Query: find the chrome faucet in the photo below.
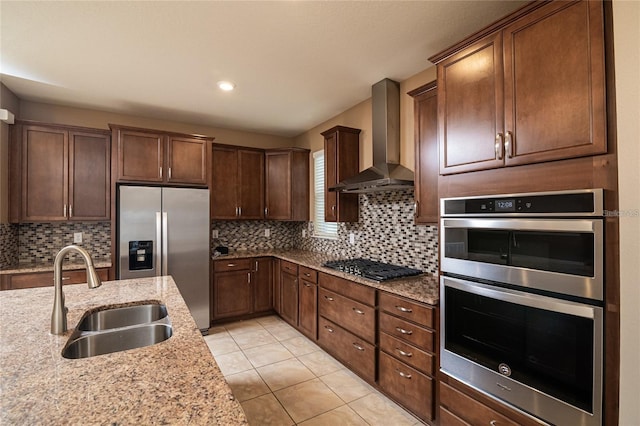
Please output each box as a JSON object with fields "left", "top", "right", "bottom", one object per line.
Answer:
{"left": 51, "top": 245, "right": 102, "bottom": 334}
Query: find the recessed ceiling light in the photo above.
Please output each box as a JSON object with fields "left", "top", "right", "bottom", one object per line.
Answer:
{"left": 217, "top": 81, "right": 235, "bottom": 91}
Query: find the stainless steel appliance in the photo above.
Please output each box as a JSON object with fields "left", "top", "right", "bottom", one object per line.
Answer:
{"left": 117, "top": 185, "right": 210, "bottom": 331}
{"left": 440, "top": 189, "right": 604, "bottom": 426}
{"left": 323, "top": 258, "right": 422, "bottom": 282}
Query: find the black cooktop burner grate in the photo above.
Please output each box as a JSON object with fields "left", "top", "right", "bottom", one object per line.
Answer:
{"left": 322, "top": 258, "right": 423, "bottom": 282}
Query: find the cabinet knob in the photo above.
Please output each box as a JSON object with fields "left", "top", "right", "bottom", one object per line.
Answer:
{"left": 490, "top": 421, "right": 498, "bottom": 426}
{"left": 352, "top": 343, "right": 365, "bottom": 352}
{"left": 495, "top": 133, "right": 504, "bottom": 160}
{"left": 395, "top": 306, "right": 413, "bottom": 313}
{"left": 395, "top": 327, "right": 413, "bottom": 335}
{"left": 324, "top": 295, "right": 334, "bottom": 301}
{"left": 324, "top": 325, "right": 334, "bottom": 333}
{"left": 304, "top": 282, "right": 312, "bottom": 288}
{"left": 352, "top": 307, "right": 365, "bottom": 315}
{"left": 264, "top": 207, "right": 269, "bottom": 216}
{"left": 397, "top": 370, "right": 412, "bottom": 379}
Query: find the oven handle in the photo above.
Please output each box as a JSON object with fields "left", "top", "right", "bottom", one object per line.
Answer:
{"left": 441, "top": 218, "right": 600, "bottom": 233}
{"left": 442, "top": 276, "right": 602, "bottom": 320}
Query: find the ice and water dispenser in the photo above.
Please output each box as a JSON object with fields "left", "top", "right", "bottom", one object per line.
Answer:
{"left": 128, "top": 240, "right": 153, "bottom": 271}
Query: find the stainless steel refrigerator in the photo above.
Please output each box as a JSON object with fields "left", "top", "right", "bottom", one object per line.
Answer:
{"left": 117, "top": 185, "right": 210, "bottom": 331}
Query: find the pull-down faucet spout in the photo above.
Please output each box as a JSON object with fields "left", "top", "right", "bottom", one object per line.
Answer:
{"left": 51, "top": 245, "right": 102, "bottom": 334}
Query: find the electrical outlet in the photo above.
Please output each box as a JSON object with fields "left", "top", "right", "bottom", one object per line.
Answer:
{"left": 212, "top": 229, "right": 219, "bottom": 239}
{"left": 73, "top": 232, "right": 83, "bottom": 244}
{"left": 349, "top": 232, "right": 355, "bottom": 245}
{"left": 302, "top": 229, "right": 307, "bottom": 238}
{"left": 264, "top": 229, "right": 271, "bottom": 237}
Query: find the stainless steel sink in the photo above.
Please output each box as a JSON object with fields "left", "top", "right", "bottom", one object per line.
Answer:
{"left": 62, "top": 301, "right": 172, "bottom": 359}
{"left": 62, "top": 323, "right": 172, "bottom": 359}
{"left": 77, "top": 303, "right": 168, "bottom": 331}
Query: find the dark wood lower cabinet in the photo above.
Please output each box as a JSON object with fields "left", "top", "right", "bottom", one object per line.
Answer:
{"left": 379, "top": 351, "right": 434, "bottom": 423}
{"left": 318, "top": 317, "right": 376, "bottom": 382}
{"left": 298, "top": 279, "right": 317, "bottom": 340}
{"left": 253, "top": 258, "right": 273, "bottom": 313}
{"left": 212, "top": 270, "right": 252, "bottom": 319}
{"left": 280, "top": 271, "right": 298, "bottom": 327}
{"left": 0, "top": 268, "right": 110, "bottom": 291}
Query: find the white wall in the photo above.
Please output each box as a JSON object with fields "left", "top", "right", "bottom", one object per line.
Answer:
{"left": 613, "top": 0, "right": 640, "bottom": 423}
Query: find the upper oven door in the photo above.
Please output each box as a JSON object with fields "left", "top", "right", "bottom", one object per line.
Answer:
{"left": 441, "top": 218, "right": 603, "bottom": 300}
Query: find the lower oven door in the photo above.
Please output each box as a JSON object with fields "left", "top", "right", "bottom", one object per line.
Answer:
{"left": 441, "top": 275, "right": 603, "bottom": 426}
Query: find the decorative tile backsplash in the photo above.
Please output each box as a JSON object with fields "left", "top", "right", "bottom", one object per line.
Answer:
{"left": 296, "top": 190, "right": 439, "bottom": 274}
{"left": 17, "top": 222, "right": 111, "bottom": 263}
{"left": 0, "top": 223, "right": 19, "bottom": 268}
{"left": 211, "top": 220, "right": 299, "bottom": 252}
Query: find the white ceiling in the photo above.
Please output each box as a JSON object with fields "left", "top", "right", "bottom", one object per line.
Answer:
{"left": 1, "top": 1, "right": 525, "bottom": 138}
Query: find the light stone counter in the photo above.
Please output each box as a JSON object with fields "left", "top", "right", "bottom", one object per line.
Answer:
{"left": 213, "top": 249, "right": 439, "bottom": 305}
{"left": 0, "top": 276, "right": 247, "bottom": 425}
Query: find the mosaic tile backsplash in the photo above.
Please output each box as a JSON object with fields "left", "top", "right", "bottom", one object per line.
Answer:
{"left": 0, "top": 223, "right": 19, "bottom": 268}
{"left": 17, "top": 222, "right": 111, "bottom": 264}
{"left": 211, "top": 220, "right": 299, "bottom": 252}
{"left": 296, "top": 190, "right": 439, "bottom": 274}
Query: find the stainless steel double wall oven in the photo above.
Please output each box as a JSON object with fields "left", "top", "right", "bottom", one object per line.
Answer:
{"left": 440, "top": 189, "right": 605, "bottom": 426}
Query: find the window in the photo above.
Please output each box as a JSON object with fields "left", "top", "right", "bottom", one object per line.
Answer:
{"left": 313, "top": 150, "right": 338, "bottom": 238}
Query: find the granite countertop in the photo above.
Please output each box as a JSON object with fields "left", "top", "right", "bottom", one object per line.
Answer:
{"left": 0, "top": 276, "right": 247, "bottom": 425}
{"left": 213, "top": 249, "right": 440, "bottom": 305}
{"left": 0, "top": 259, "right": 113, "bottom": 275}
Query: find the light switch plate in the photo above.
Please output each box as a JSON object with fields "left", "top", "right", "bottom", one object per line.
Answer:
{"left": 73, "top": 232, "right": 83, "bottom": 244}
{"left": 302, "top": 229, "right": 307, "bottom": 238}
{"left": 349, "top": 232, "right": 355, "bottom": 245}
{"left": 264, "top": 229, "right": 271, "bottom": 237}
{"left": 212, "top": 229, "right": 219, "bottom": 239}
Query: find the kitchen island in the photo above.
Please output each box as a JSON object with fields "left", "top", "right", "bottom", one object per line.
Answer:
{"left": 0, "top": 276, "right": 247, "bottom": 425}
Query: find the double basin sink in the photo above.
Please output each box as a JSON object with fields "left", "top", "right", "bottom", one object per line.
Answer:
{"left": 62, "top": 301, "right": 173, "bottom": 359}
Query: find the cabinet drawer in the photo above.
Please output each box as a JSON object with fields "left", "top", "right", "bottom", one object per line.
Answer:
{"left": 318, "top": 317, "right": 375, "bottom": 382}
{"left": 298, "top": 266, "right": 317, "bottom": 283}
{"left": 379, "top": 351, "right": 434, "bottom": 422}
{"left": 281, "top": 260, "right": 298, "bottom": 275}
{"left": 318, "top": 272, "right": 375, "bottom": 306}
{"left": 5, "top": 268, "right": 109, "bottom": 290}
{"left": 214, "top": 258, "right": 252, "bottom": 272}
{"left": 380, "top": 331, "right": 434, "bottom": 376}
{"left": 319, "top": 288, "right": 375, "bottom": 343}
{"left": 440, "top": 382, "right": 519, "bottom": 426}
{"left": 379, "top": 292, "right": 434, "bottom": 328}
{"left": 379, "top": 312, "right": 434, "bottom": 352}
{"left": 439, "top": 406, "right": 471, "bottom": 426}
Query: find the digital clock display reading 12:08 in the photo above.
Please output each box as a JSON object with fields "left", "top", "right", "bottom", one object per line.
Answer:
{"left": 495, "top": 199, "right": 516, "bottom": 212}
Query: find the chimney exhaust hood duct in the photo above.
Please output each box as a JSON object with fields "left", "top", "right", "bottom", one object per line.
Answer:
{"left": 329, "top": 78, "right": 414, "bottom": 194}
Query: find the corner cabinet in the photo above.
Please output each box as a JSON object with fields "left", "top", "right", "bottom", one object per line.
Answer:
{"left": 321, "top": 126, "right": 360, "bottom": 223}
{"left": 408, "top": 82, "right": 438, "bottom": 224}
{"left": 433, "top": 0, "right": 606, "bottom": 175}
{"left": 265, "top": 148, "right": 310, "bottom": 221}
{"left": 111, "top": 124, "right": 212, "bottom": 186}
{"left": 211, "top": 145, "right": 264, "bottom": 219}
{"left": 9, "top": 121, "right": 111, "bottom": 222}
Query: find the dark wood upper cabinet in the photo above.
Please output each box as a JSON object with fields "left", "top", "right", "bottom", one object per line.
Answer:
{"left": 211, "top": 145, "right": 264, "bottom": 219}
{"left": 111, "top": 125, "right": 212, "bottom": 186}
{"left": 321, "top": 126, "right": 360, "bottom": 223}
{"left": 434, "top": 0, "right": 606, "bottom": 175}
{"left": 9, "top": 122, "right": 110, "bottom": 222}
{"left": 408, "top": 82, "right": 439, "bottom": 224}
{"left": 265, "top": 148, "right": 310, "bottom": 221}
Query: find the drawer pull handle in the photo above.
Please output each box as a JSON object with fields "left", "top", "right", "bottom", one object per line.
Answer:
{"left": 62, "top": 277, "right": 70, "bottom": 281}
{"left": 352, "top": 343, "right": 365, "bottom": 351}
{"left": 324, "top": 296, "right": 334, "bottom": 301}
{"left": 304, "top": 273, "right": 311, "bottom": 277}
{"left": 352, "top": 308, "right": 365, "bottom": 315}
{"left": 397, "top": 370, "right": 412, "bottom": 379}
{"left": 396, "top": 306, "right": 413, "bottom": 313}
{"left": 304, "top": 282, "right": 312, "bottom": 288}
{"left": 396, "top": 348, "right": 413, "bottom": 357}
{"left": 227, "top": 263, "right": 236, "bottom": 267}
{"left": 396, "top": 327, "right": 413, "bottom": 335}
{"left": 324, "top": 325, "right": 334, "bottom": 333}
{"left": 490, "top": 421, "right": 498, "bottom": 426}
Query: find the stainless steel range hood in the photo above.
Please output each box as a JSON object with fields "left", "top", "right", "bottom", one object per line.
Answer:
{"left": 330, "top": 78, "right": 414, "bottom": 194}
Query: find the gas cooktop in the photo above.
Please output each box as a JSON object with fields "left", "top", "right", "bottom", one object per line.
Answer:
{"left": 322, "top": 258, "right": 423, "bottom": 282}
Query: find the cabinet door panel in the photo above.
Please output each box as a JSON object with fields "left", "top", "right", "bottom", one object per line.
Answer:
{"left": 280, "top": 272, "right": 298, "bottom": 326}
{"left": 22, "top": 126, "right": 68, "bottom": 221}
{"left": 265, "top": 152, "right": 291, "bottom": 220}
{"left": 253, "top": 258, "right": 273, "bottom": 313}
{"left": 324, "top": 133, "right": 338, "bottom": 222}
{"left": 211, "top": 146, "right": 239, "bottom": 219}
{"left": 439, "top": 32, "right": 504, "bottom": 174}
{"left": 503, "top": 0, "right": 606, "bottom": 165}
{"left": 298, "top": 280, "right": 317, "bottom": 340}
{"left": 167, "top": 137, "right": 207, "bottom": 185}
{"left": 238, "top": 150, "right": 264, "bottom": 219}
{"left": 213, "top": 271, "right": 252, "bottom": 319}
{"left": 118, "top": 130, "right": 164, "bottom": 182}
{"left": 69, "top": 132, "right": 110, "bottom": 220}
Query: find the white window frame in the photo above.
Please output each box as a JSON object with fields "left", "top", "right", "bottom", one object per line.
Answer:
{"left": 313, "top": 150, "right": 338, "bottom": 239}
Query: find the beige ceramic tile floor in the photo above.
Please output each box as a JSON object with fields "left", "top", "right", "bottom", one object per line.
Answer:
{"left": 204, "top": 315, "right": 422, "bottom": 426}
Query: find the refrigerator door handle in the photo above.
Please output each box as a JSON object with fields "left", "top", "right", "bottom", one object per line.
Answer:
{"left": 155, "top": 212, "right": 162, "bottom": 277}
{"left": 162, "top": 212, "right": 169, "bottom": 276}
